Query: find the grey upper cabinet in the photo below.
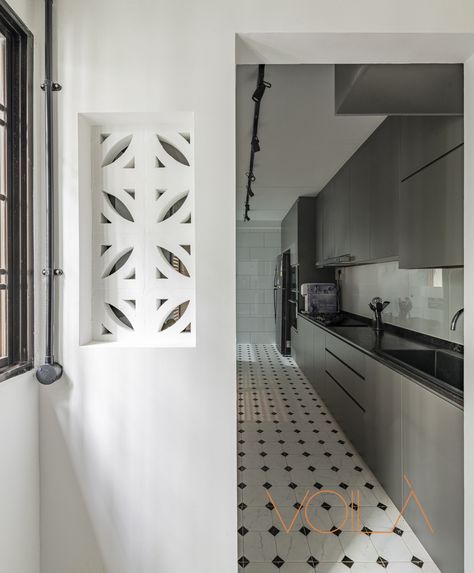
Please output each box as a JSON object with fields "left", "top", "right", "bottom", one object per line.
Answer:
{"left": 322, "top": 179, "right": 336, "bottom": 261}
{"left": 399, "top": 145, "right": 464, "bottom": 268}
{"left": 281, "top": 200, "right": 298, "bottom": 265}
{"left": 282, "top": 197, "right": 334, "bottom": 285}
{"left": 402, "top": 378, "right": 463, "bottom": 573}
{"left": 369, "top": 117, "right": 400, "bottom": 260}
{"left": 321, "top": 165, "right": 350, "bottom": 262}
{"left": 364, "top": 358, "right": 403, "bottom": 508}
{"left": 315, "top": 192, "right": 325, "bottom": 266}
{"left": 349, "top": 143, "right": 371, "bottom": 262}
{"left": 333, "top": 164, "right": 351, "bottom": 258}
{"left": 400, "top": 116, "right": 463, "bottom": 180}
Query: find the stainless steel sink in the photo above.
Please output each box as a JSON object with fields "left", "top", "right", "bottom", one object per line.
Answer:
{"left": 382, "top": 348, "right": 463, "bottom": 392}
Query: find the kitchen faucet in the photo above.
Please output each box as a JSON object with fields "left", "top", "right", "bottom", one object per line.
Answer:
{"left": 450, "top": 308, "right": 464, "bottom": 331}
{"left": 369, "top": 297, "right": 390, "bottom": 332}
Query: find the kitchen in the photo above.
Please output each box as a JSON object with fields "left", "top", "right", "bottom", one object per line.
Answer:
{"left": 236, "top": 64, "right": 463, "bottom": 572}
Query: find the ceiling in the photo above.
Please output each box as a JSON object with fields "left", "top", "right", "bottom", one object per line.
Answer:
{"left": 236, "top": 64, "right": 384, "bottom": 223}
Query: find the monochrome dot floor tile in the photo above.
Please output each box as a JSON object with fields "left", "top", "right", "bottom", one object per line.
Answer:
{"left": 237, "top": 344, "right": 441, "bottom": 572}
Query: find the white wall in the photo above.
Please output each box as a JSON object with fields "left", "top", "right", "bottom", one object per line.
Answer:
{"left": 35, "top": 3, "right": 474, "bottom": 573}
{"left": 339, "top": 262, "right": 464, "bottom": 344}
{"left": 0, "top": 373, "right": 39, "bottom": 573}
{"left": 0, "top": 1, "right": 41, "bottom": 572}
{"left": 237, "top": 224, "right": 280, "bottom": 343}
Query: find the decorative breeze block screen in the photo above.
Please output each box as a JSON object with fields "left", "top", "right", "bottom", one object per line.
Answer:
{"left": 91, "top": 125, "right": 195, "bottom": 345}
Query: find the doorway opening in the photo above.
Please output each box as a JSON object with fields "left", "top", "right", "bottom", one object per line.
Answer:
{"left": 236, "top": 60, "right": 464, "bottom": 572}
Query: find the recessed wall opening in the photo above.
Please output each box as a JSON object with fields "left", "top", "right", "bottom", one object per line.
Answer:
{"left": 78, "top": 113, "right": 196, "bottom": 347}
{"left": 235, "top": 62, "right": 464, "bottom": 572}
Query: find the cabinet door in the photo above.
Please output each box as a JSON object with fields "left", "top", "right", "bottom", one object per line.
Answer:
{"left": 369, "top": 117, "right": 400, "bottom": 260}
{"left": 333, "top": 164, "right": 351, "bottom": 258}
{"left": 402, "top": 378, "right": 463, "bottom": 573}
{"left": 399, "top": 145, "right": 463, "bottom": 268}
{"left": 400, "top": 116, "right": 463, "bottom": 180}
{"left": 322, "top": 180, "right": 336, "bottom": 261}
{"left": 349, "top": 143, "right": 371, "bottom": 262}
{"left": 365, "top": 358, "right": 403, "bottom": 507}
{"left": 315, "top": 193, "right": 324, "bottom": 266}
{"left": 313, "top": 325, "right": 327, "bottom": 399}
{"left": 281, "top": 201, "right": 298, "bottom": 264}
{"left": 302, "top": 319, "right": 315, "bottom": 384}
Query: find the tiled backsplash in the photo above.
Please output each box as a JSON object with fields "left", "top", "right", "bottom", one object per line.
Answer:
{"left": 236, "top": 226, "right": 280, "bottom": 343}
{"left": 338, "top": 261, "right": 464, "bottom": 344}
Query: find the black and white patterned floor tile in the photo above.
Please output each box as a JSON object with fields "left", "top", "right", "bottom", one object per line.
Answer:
{"left": 237, "top": 344, "right": 441, "bottom": 573}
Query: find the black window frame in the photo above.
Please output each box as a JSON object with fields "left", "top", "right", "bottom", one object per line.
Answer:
{"left": 0, "top": 0, "right": 33, "bottom": 382}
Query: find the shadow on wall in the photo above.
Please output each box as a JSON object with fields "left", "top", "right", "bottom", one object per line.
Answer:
{"left": 40, "top": 378, "right": 106, "bottom": 573}
{"left": 40, "top": 348, "right": 208, "bottom": 573}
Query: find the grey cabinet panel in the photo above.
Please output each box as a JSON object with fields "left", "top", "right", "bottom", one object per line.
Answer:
{"left": 321, "top": 165, "right": 350, "bottom": 262}
{"left": 370, "top": 117, "right": 400, "bottom": 260}
{"left": 400, "top": 116, "right": 463, "bottom": 180}
{"left": 297, "top": 317, "right": 314, "bottom": 383}
{"left": 281, "top": 201, "right": 298, "bottom": 265}
{"left": 315, "top": 193, "right": 325, "bottom": 266}
{"left": 323, "top": 179, "right": 336, "bottom": 261}
{"left": 333, "top": 165, "right": 351, "bottom": 258}
{"left": 313, "top": 323, "right": 327, "bottom": 399}
{"left": 402, "top": 378, "right": 463, "bottom": 573}
{"left": 282, "top": 198, "right": 334, "bottom": 296}
{"left": 399, "top": 145, "right": 463, "bottom": 269}
{"left": 349, "top": 144, "right": 371, "bottom": 262}
{"left": 325, "top": 366, "right": 365, "bottom": 453}
{"left": 323, "top": 333, "right": 366, "bottom": 453}
{"left": 365, "top": 358, "right": 403, "bottom": 507}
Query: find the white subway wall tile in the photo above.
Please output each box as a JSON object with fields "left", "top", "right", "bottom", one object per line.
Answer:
{"left": 236, "top": 228, "right": 280, "bottom": 342}
{"left": 236, "top": 232, "right": 265, "bottom": 247}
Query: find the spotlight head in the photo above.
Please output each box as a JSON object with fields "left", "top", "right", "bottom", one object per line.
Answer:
{"left": 247, "top": 185, "right": 254, "bottom": 198}
{"left": 251, "top": 136, "right": 260, "bottom": 153}
{"left": 252, "top": 80, "right": 271, "bottom": 103}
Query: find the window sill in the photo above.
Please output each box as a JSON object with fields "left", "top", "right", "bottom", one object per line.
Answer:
{"left": 0, "top": 361, "right": 34, "bottom": 383}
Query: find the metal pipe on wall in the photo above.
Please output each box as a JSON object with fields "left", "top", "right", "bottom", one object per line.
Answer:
{"left": 36, "top": 0, "right": 63, "bottom": 385}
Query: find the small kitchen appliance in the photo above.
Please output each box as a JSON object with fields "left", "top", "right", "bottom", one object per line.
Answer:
{"left": 301, "top": 283, "right": 338, "bottom": 315}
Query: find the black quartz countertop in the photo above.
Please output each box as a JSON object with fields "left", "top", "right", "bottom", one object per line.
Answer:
{"left": 298, "top": 312, "right": 463, "bottom": 408}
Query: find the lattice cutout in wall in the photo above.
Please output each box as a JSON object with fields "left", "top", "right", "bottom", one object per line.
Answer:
{"left": 91, "top": 126, "right": 195, "bottom": 345}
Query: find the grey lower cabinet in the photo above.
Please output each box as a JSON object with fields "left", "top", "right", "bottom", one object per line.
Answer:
{"left": 402, "top": 378, "right": 463, "bottom": 573}
{"left": 399, "top": 145, "right": 463, "bottom": 269}
{"left": 313, "top": 324, "right": 327, "bottom": 400}
{"left": 364, "top": 358, "right": 403, "bottom": 508}
{"left": 292, "top": 320, "right": 464, "bottom": 573}
{"left": 324, "top": 333, "right": 366, "bottom": 456}
{"left": 297, "top": 317, "right": 315, "bottom": 384}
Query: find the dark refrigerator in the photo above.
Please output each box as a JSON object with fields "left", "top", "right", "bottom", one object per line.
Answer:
{"left": 274, "top": 251, "right": 291, "bottom": 355}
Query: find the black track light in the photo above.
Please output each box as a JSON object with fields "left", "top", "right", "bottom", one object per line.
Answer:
{"left": 251, "top": 136, "right": 260, "bottom": 153}
{"left": 244, "top": 64, "right": 270, "bottom": 222}
{"left": 252, "top": 80, "right": 271, "bottom": 103}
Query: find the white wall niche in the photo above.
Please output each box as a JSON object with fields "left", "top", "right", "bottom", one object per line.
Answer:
{"left": 79, "top": 113, "right": 195, "bottom": 347}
